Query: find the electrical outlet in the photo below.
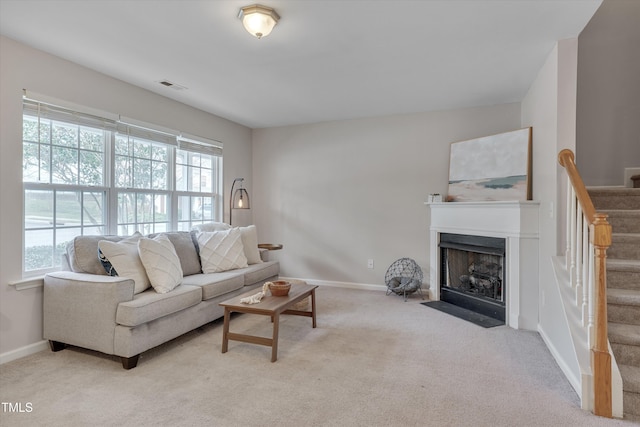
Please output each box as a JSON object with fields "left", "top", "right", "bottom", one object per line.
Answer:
{"left": 367, "top": 259, "right": 374, "bottom": 269}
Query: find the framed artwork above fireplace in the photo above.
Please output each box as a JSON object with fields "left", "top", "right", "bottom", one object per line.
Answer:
{"left": 446, "top": 127, "right": 532, "bottom": 202}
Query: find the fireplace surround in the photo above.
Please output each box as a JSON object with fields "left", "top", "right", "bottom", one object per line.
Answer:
{"left": 427, "top": 201, "right": 540, "bottom": 329}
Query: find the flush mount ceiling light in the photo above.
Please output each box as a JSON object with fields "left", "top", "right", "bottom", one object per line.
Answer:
{"left": 238, "top": 4, "right": 280, "bottom": 39}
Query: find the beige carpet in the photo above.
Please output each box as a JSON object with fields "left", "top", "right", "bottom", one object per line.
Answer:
{"left": 0, "top": 286, "right": 636, "bottom": 426}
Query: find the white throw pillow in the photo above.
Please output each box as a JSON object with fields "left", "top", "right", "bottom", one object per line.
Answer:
{"left": 98, "top": 232, "right": 150, "bottom": 294}
{"left": 239, "top": 225, "right": 263, "bottom": 265}
{"left": 138, "top": 234, "right": 183, "bottom": 294}
{"left": 191, "top": 222, "right": 231, "bottom": 232}
{"left": 197, "top": 228, "right": 248, "bottom": 273}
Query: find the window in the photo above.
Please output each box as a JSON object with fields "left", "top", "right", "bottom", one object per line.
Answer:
{"left": 175, "top": 148, "right": 220, "bottom": 231}
{"left": 22, "top": 97, "right": 222, "bottom": 275}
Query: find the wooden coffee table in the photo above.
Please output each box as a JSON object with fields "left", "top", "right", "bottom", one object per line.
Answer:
{"left": 219, "top": 282, "right": 318, "bottom": 362}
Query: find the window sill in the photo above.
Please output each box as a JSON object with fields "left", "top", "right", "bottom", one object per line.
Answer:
{"left": 8, "top": 276, "right": 44, "bottom": 291}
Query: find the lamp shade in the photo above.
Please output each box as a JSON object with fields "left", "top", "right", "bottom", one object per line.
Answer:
{"left": 238, "top": 4, "right": 280, "bottom": 39}
{"left": 229, "top": 178, "right": 250, "bottom": 226}
{"left": 232, "top": 188, "right": 250, "bottom": 210}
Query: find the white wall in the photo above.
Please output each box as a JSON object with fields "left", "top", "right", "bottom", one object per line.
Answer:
{"left": 521, "top": 39, "right": 580, "bottom": 384}
{"left": 0, "top": 36, "right": 252, "bottom": 357}
{"left": 576, "top": 0, "right": 640, "bottom": 186}
{"left": 252, "top": 104, "right": 521, "bottom": 287}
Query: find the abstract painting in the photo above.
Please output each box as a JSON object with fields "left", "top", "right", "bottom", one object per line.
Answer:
{"left": 446, "top": 128, "right": 532, "bottom": 202}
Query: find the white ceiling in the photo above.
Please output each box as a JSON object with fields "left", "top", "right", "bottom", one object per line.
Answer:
{"left": 0, "top": 0, "right": 602, "bottom": 129}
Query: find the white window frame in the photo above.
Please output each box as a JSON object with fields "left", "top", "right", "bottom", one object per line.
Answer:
{"left": 22, "top": 95, "right": 223, "bottom": 277}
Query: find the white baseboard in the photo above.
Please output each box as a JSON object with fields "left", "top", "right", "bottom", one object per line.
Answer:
{"left": 0, "top": 340, "right": 49, "bottom": 365}
{"left": 278, "top": 277, "right": 387, "bottom": 292}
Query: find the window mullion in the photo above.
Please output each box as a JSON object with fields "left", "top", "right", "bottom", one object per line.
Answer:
{"left": 169, "top": 147, "right": 177, "bottom": 231}
{"left": 52, "top": 188, "right": 57, "bottom": 268}
{"left": 76, "top": 126, "right": 81, "bottom": 186}
{"left": 107, "top": 131, "right": 117, "bottom": 236}
{"left": 48, "top": 121, "right": 53, "bottom": 184}
{"left": 37, "top": 112, "right": 42, "bottom": 183}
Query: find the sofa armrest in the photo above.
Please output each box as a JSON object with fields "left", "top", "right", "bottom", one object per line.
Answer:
{"left": 43, "top": 271, "right": 135, "bottom": 355}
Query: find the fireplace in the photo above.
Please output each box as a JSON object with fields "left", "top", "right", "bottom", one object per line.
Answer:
{"left": 439, "top": 233, "right": 506, "bottom": 322}
{"left": 427, "top": 200, "right": 540, "bottom": 329}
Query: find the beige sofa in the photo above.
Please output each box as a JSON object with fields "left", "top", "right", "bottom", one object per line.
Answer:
{"left": 43, "top": 229, "right": 279, "bottom": 369}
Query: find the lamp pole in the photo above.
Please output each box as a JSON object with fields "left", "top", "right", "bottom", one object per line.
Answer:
{"left": 229, "top": 178, "right": 243, "bottom": 226}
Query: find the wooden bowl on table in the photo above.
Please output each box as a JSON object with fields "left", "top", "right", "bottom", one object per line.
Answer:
{"left": 269, "top": 280, "right": 291, "bottom": 296}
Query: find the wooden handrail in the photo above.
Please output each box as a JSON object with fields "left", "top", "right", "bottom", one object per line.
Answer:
{"left": 558, "top": 148, "right": 612, "bottom": 417}
{"left": 558, "top": 149, "right": 597, "bottom": 223}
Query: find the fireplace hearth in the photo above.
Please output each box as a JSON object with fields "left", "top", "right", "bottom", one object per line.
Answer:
{"left": 440, "top": 233, "right": 506, "bottom": 322}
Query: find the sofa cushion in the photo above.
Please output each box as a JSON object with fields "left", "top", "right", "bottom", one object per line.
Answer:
{"left": 181, "top": 272, "right": 245, "bottom": 300}
{"left": 116, "top": 284, "right": 202, "bottom": 327}
{"left": 68, "top": 235, "right": 123, "bottom": 275}
{"left": 197, "top": 228, "right": 248, "bottom": 273}
{"left": 147, "top": 231, "right": 201, "bottom": 276}
{"left": 239, "top": 225, "right": 263, "bottom": 265}
{"left": 242, "top": 261, "right": 280, "bottom": 286}
{"left": 98, "top": 233, "right": 150, "bottom": 294}
{"left": 138, "top": 235, "right": 183, "bottom": 294}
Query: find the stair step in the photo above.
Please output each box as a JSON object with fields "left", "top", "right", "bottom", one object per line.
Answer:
{"left": 589, "top": 187, "right": 640, "bottom": 210}
{"left": 608, "top": 259, "right": 640, "bottom": 290}
{"left": 622, "top": 391, "right": 640, "bottom": 422}
{"left": 609, "top": 288, "right": 640, "bottom": 306}
{"left": 612, "top": 342, "right": 640, "bottom": 367}
{"left": 610, "top": 322, "right": 640, "bottom": 366}
{"left": 609, "top": 233, "right": 640, "bottom": 261}
{"left": 621, "top": 365, "right": 640, "bottom": 417}
{"left": 604, "top": 210, "right": 640, "bottom": 234}
{"left": 609, "top": 322, "right": 640, "bottom": 346}
{"left": 620, "top": 365, "right": 640, "bottom": 394}
{"left": 624, "top": 389, "right": 640, "bottom": 417}
{"left": 608, "top": 288, "right": 640, "bottom": 325}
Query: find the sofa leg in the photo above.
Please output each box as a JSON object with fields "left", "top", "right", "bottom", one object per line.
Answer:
{"left": 121, "top": 355, "right": 139, "bottom": 370}
{"left": 49, "top": 340, "right": 66, "bottom": 352}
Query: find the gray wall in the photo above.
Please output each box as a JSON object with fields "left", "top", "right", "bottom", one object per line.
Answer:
{"left": 522, "top": 39, "right": 583, "bottom": 385}
{"left": 577, "top": 0, "right": 640, "bottom": 186}
{"left": 0, "top": 36, "right": 253, "bottom": 357}
{"left": 251, "top": 104, "right": 521, "bottom": 287}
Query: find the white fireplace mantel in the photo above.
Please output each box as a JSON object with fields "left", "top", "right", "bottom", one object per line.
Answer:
{"left": 427, "top": 201, "right": 540, "bottom": 330}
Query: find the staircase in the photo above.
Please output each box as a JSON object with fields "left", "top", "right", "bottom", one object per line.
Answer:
{"left": 589, "top": 187, "right": 640, "bottom": 421}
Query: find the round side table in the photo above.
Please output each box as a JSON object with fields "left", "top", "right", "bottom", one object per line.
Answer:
{"left": 258, "top": 243, "right": 283, "bottom": 251}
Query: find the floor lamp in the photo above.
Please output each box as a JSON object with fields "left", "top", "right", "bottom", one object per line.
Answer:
{"left": 229, "top": 178, "right": 250, "bottom": 226}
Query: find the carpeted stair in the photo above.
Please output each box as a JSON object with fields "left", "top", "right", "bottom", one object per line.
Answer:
{"left": 589, "top": 187, "right": 640, "bottom": 421}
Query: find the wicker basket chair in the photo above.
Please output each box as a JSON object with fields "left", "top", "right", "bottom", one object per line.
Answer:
{"left": 385, "top": 258, "right": 424, "bottom": 302}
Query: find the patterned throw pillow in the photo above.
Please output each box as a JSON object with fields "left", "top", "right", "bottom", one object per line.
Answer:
{"left": 197, "top": 228, "right": 248, "bottom": 273}
{"left": 98, "top": 247, "right": 118, "bottom": 276}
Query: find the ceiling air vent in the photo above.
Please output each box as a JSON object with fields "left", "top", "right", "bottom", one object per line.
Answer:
{"left": 157, "top": 80, "right": 187, "bottom": 91}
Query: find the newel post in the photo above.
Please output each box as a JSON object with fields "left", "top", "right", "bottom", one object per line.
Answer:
{"left": 591, "top": 213, "right": 612, "bottom": 417}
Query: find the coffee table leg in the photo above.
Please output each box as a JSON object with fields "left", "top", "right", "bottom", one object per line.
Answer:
{"left": 222, "top": 308, "right": 230, "bottom": 354}
{"left": 271, "top": 312, "right": 280, "bottom": 362}
{"left": 311, "top": 289, "right": 317, "bottom": 328}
